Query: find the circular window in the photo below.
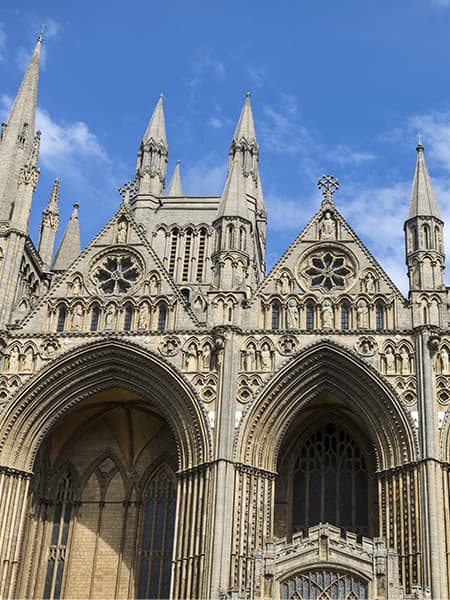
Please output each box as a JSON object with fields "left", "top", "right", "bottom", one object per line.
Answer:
{"left": 90, "top": 251, "right": 143, "bottom": 295}
{"left": 298, "top": 245, "right": 357, "bottom": 293}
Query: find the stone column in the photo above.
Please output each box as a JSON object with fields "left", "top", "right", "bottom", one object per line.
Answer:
{"left": 0, "top": 466, "right": 32, "bottom": 599}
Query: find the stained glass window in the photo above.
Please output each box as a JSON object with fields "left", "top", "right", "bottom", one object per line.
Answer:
{"left": 138, "top": 467, "right": 176, "bottom": 599}
{"left": 281, "top": 570, "right": 368, "bottom": 600}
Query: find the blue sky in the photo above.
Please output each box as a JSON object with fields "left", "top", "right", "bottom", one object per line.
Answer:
{"left": 2, "top": 1, "right": 450, "bottom": 294}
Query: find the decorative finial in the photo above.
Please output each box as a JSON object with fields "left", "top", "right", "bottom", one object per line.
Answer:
{"left": 38, "top": 24, "right": 45, "bottom": 43}
{"left": 246, "top": 91, "right": 251, "bottom": 98}
{"left": 416, "top": 132, "right": 424, "bottom": 151}
{"left": 159, "top": 92, "right": 164, "bottom": 99}
{"left": 318, "top": 174, "right": 339, "bottom": 204}
{"left": 119, "top": 180, "right": 136, "bottom": 204}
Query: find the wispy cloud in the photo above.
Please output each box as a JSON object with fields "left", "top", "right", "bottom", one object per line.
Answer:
{"left": 184, "top": 156, "right": 227, "bottom": 196}
{"left": 327, "top": 144, "right": 376, "bottom": 166}
{"left": 247, "top": 65, "right": 265, "bottom": 89}
{"left": 430, "top": 0, "right": 450, "bottom": 7}
{"left": 408, "top": 110, "right": 450, "bottom": 170}
{"left": 184, "top": 53, "right": 226, "bottom": 91}
{"left": 36, "top": 107, "right": 107, "bottom": 168}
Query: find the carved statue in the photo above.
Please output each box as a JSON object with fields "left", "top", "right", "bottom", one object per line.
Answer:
{"left": 385, "top": 347, "right": 395, "bottom": 374}
{"left": 365, "top": 273, "right": 375, "bottom": 294}
{"left": 138, "top": 303, "right": 150, "bottom": 329}
{"left": 321, "top": 301, "right": 333, "bottom": 329}
{"left": 104, "top": 304, "right": 116, "bottom": 329}
{"left": 441, "top": 347, "right": 449, "bottom": 374}
{"left": 202, "top": 345, "right": 211, "bottom": 370}
{"left": 185, "top": 343, "right": 198, "bottom": 371}
{"left": 117, "top": 220, "right": 128, "bottom": 244}
{"left": 400, "top": 348, "right": 410, "bottom": 374}
{"left": 8, "top": 347, "right": 19, "bottom": 372}
{"left": 71, "top": 277, "right": 81, "bottom": 296}
{"left": 71, "top": 304, "right": 83, "bottom": 330}
{"left": 357, "top": 301, "right": 369, "bottom": 328}
{"left": 23, "top": 347, "right": 34, "bottom": 372}
{"left": 244, "top": 344, "right": 256, "bottom": 372}
{"left": 260, "top": 343, "right": 272, "bottom": 371}
{"left": 279, "top": 272, "right": 291, "bottom": 295}
{"left": 286, "top": 298, "right": 299, "bottom": 329}
{"left": 320, "top": 211, "right": 336, "bottom": 239}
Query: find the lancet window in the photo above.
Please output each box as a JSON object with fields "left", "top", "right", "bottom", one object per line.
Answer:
{"left": 137, "top": 467, "right": 176, "bottom": 599}
{"left": 272, "top": 301, "right": 281, "bottom": 330}
{"left": 43, "top": 472, "right": 74, "bottom": 600}
{"left": 375, "top": 302, "right": 384, "bottom": 330}
{"left": 157, "top": 303, "right": 167, "bottom": 331}
{"left": 341, "top": 301, "right": 350, "bottom": 330}
{"left": 123, "top": 303, "right": 133, "bottom": 331}
{"left": 196, "top": 228, "right": 207, "bottom": 282}
{"left": 168, "top": 229, "right": 179, "bottom": 277}
{"left": 56, "top": 306, "right": 66, "bottom": 332}
{"left": 292, "top": 423, "right": 371, "bottom": 537}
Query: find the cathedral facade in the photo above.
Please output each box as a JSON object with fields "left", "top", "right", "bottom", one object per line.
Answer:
{"left": 0, "top": 36, "right": 449, "bottom": 600}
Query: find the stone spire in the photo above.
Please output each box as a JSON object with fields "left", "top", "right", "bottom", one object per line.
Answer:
{"left": 135, "top": 94, "right": 168, "bottom": 196}
{"left": 404, "top": 143, "right": 445, "bottom": 320}
{"left": 217, "top": 152, "right": 250, "bottom": 222}
{"left": 52, "top": 203, "right": 81, "bottom": 271}
{"left": 229, "top": 93, "right": 259, "bottom": 193}
{"left": 166, "top": 160, "right": 183, "bottom": 196}
{"left": 407, "top": 142, "right": 441, "bottom": 219}
{"left": 0, "top": 34, "right": 42, "bottom": 224}
{"left": 38, "top": 178, "right": 60, "bottom": 268}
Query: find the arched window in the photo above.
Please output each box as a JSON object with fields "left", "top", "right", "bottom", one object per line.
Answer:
{"left": 281, "top": 571, "right": 368, "bottom": 600}
{"left": 90, "top": 305, "right": 100, "bottom": 332}
{"left": 306, "top": 303, "right": 314, "bottom": 331}
{"left": 341, "top": 302, "right": 350, "bottom": 330}
{"left": 123, "top": 303, "right": 133, "bottom": 331}
{"left": 411, "top": 225, "right": 418, "bottom": 251}
{"left": 423, "top": 224, "right": 431, "bottom": 248}
{"left": 56, "top": 306, "right": 67, "bottom": 332}
{"left": 227, "top": 224, "right": 234, "bottom": 249}
{"left": 44, "top": 472, "right": 73, "bottom": 600}
{"left": 292, "top": 423, "right": 371, "bottom": 537}
{"left": 182, "top": 229, "right": 193, "bottom": 282}
{"left": 272, "top": 302, "right": 281, "bottom": 329}
{"left": 375, "top": 302, "right": 384, "bottom": 330}
{"left": 196, "top": 228, "right": 207, "bottom": 282}
{"left": 137, "top": 467, "right": 176, "bottom": 599}
{"left": 168, "top": 229, "right": 179, "bottom": 277}
{"left": 239, "top": 227, "right": 247, "bottom": 251}
{"left": 215, "top": 226, "right": 222, "bottom": 251}
{"left": 157, "top": 303, "right": 167, "bottom": 331}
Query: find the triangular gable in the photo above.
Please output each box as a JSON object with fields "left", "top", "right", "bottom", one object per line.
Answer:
{"left": 250, "top": 202, "right": 406, "bottom": 305}
{"left": 14, "top": 202, "right": 200, "bottom": 332}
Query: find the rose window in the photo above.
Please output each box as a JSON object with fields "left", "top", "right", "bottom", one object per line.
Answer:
{"left": 304, "top": 252, "right": 352, "bottom": 292}
{"left": 93, "top": 253, "right": 141, "bottom": 294}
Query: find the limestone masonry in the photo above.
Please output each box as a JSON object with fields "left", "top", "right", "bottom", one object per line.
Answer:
{"left": 0, "top": 36, "right": 449, "bottom": 600}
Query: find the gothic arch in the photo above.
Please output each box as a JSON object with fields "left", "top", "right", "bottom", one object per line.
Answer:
{"left": 236, "top": 340, "right": 418, "bottom": 472}
{"left": 0, "top": 338, "right": 211, "bottom": 473}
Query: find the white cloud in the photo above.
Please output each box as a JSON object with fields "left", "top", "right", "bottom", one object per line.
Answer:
{"left": 408, "top": 110, "right": 450, "bottom": 170}
{"left": 431, "top": 0, "right": 450, "bottom": 6}
{"left": 36, "top": 107, "right": 107, "bottom": 168}
{"left": 327, "top": 144, "right": 376, "bottom": 167}
{"left": 184, "top": 157, "right": 227, "bottom": 196}
{"left": 209, "top": 116, "right": 225, "bottom": 129}
{"left": 247, "top": 66, "right": 265, "bottom": 89}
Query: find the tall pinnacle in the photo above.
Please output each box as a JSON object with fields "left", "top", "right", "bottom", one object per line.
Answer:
{"left": 38, "top": 178, "right": 60, "bottom": 267}
{"left": 232, "top": 92, "right": 257, "bottom": 145}
{"left": 407, "top": 143, "right": 441, "bottom": 220}
{"left": 0, "top": 35, "right": 42, "bottom": 221}
{"left": 143, "top": 94, "right": 167, "bottom": 145}
{"left": 52, "top": 204, "right": 81, "bottom": 270}
{"left": 166, "top": 161, "right": 183, "bottom": 196}
{"left": 217, "top": 153, "right": 250, "bottom": 221}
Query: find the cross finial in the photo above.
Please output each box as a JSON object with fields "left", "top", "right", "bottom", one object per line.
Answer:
{"left": 416, "top": 132, "right": 422, "bottom": 145}
{"left": 38, "top": 24, "right": 45, "bottom": 43}
{"left": 119, "top": 181, "right": 136, "bottom": 204}
{"left": 318, "top": 174, "right": 339, "bottom": 204}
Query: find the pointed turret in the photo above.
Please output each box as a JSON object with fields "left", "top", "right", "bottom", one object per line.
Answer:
{"left": 166, "top": 161, "right": 183, "bottom": 196}
{"left": 229, "top": 93, "right": 259, "bottom": 194}
{"left": 38, "top": 179, "right": 60, "bottom": 268}
{"left": 53, "top": 203, "right": 81, "bottom": 271}
{"left": 0, "top": 34, "right": 42, "bottom": 225}
{"left": 218, "top": 154, "right": 250, "bottom": 221}
{"left": 407, "top": 143, "right": 441, "bottom": 220}
{"left": 134, "top": 94, "right": 168, "bottom": 196}
{"left": 404, "top": 143, "right": 445, "bottom": 323}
